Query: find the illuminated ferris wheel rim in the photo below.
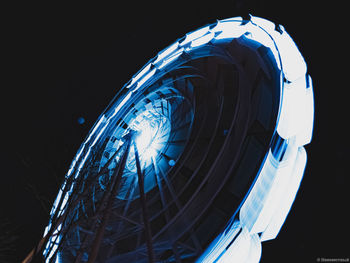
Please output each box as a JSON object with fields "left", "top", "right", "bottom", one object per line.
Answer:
{"left": 43, "top": 14, "right": 314, "bottom": 263}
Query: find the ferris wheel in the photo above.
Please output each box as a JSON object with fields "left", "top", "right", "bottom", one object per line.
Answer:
{"left": 24, "top": 15, "right": 313, "bottom": 263}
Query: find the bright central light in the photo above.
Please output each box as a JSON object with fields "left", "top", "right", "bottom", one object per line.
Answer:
{"left": 135, "top": 118, "right": 161, "bottom": 159}
{"left": 126, "top": 99, "right": 171, "bottom": 171}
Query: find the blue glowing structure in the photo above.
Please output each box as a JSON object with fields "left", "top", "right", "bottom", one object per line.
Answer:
{"left": 39, "top": 15, "right": 313, "bottom": 263}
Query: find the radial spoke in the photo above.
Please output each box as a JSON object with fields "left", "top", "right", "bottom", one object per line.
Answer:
{"left": 158, "top": 164, "right": 202, "bottom": 255}
{"left": 112, "top": 211, "right": 142, "bottom": 226}
{"left": 152, "top": 157, "right": 170, "bottom": 222}
{"left": 91, "top": 185, "right": 96, "bottom": 214}
{"left": 103, "top": 176, "right": 138, "bottom": 261}
{"left": 103, "top": 178, "right": 139, "bottom": 259}
{"left": 158, "top": 164, "right": 181, "bottom": 210}
{"left": 97, "top": 142, "right": 124, "bottom": 178}
{"left": 134, "top": 141, "right": 155, "bottom": 263}
{"left": 113, "top": 177, "right": 139, "bottom": 231}
{"left": 189, "top": 229, "right": 202, "bottom": 254}
{"left": 87, "top": 138, "right": 131, "bottom": 263}
{"left": 122, "top": 177, "right": 137, "bottom": 216}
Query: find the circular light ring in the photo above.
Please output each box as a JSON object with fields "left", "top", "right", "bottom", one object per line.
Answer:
{"left": 43, "top": 15, "right": 313, "bottom": 263}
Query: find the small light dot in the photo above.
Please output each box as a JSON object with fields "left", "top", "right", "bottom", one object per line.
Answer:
{"left": 77, "top": 117, "right": 85, "bottom": 125}
{"left": 168, "top": 159, "right": 175, "bottom": 166}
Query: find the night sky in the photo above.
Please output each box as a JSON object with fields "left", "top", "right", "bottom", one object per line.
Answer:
{"left": 2, "top": 1, "right": 348, "bottom": 262}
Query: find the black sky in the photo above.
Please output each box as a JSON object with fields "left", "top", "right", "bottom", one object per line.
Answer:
{"left": 2, "top": 1, "right": 349, "bottom": 262}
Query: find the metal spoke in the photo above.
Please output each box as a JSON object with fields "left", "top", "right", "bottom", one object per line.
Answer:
{"left": 157, "top": 165, "right": 202, "bottom": 255}
{"left": 87, "top": 138, "right": 131, "bottom": 263}
{"left": 112, "top": 211, "right": 142, "bottom": 226}
{"left": 177, "top": 241, "right": 197, "bottom": 253}
{"left": 157, "top": 164, "right": 181, "bottom": 209}
{"left": 91, "top": 185, "right": 96, "bottom": 214}
{"left": 134, "top": 141, "right": 155, "bottom": 263}
{"left": 152, "top": 157, "right": 170, "bottom": 222}
{"left": 101, "top": 177, "right": 139, "bottom": 262}
{"left": 106, "top": 177, "right": 138, "bottom": 239}
{"left": 121, "top": 177, "right": 137, "bottom": 216}
{"left": 97, "top": 142, "right": 124, "bottom": 177}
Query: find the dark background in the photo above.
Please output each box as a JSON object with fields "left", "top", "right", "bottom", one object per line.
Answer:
{"left": 1, "top": 1, "right": 348, "bottom": 262}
